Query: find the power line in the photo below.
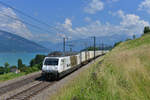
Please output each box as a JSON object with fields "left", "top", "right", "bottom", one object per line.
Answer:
{"left": 63, "top": 37, "right": 67, "bottom": 55}
{"left": 0, "top": 1, "right": 52, "bottom": 28}
{"left": 94, "top": 36, "right": 96, "bottom": 59}
{"left": 67, "top": 44, "right": 74, "bottom": 52}
{"left": 0, "top": 1, "right": 60, "bottom": 33}
{"left": 0, "top": 12, "right": 54, "bottom": 33}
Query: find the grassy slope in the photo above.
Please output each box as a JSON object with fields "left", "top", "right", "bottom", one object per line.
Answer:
{"left": 51, "top": 34, "right": 150, "bottom": 100}
{"left": 0, "top": 72, "right": 25, "bottom": 82}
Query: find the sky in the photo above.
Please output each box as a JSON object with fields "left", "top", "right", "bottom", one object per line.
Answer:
{"left": 0, "top": 0, "right": 150, "bottom": 43}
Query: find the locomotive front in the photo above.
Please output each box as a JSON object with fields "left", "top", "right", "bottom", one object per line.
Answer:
{"left": 42, "top": 57, "right": 59, "bottom": 79}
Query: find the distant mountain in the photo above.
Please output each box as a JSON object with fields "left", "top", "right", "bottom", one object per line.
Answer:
{"left": 0, "top": 30, "right": 49, "bottom": 53}
{"left": 38, "top": 41, "right": 62, "bottom": 51}
{"left": 38, "top": 34, "right": 130, "bottom": 52}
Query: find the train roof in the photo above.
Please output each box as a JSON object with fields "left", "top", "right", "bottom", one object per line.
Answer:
{"left": 47, "top": 51, "right": 78, "bottom": 57}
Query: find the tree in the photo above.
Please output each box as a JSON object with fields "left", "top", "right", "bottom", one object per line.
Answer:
{"left": 19, "top": 64, "right": 27, "bottom": 72}
{"left": 18, "top": 59, "right": 23, "bottom": 70}
{"left": 4, "top": 62, "right": 10, "bottom": 73}
{"left": 0, "top": 66, "right": 4, "bottom": 74}
{"left": 30, "top": 55, "right": 45, "bottom": 67}
{"left": 133, "top": 34, "right": 136, "bottom": 40}
{"left": 144, "top": 26, "right": 150, "bottom": 34}
{"left": 30, "top": 59, "right": 36, "bottom": 67}
{"left": 35, "top": 55, "right": 45, "bottom": 64}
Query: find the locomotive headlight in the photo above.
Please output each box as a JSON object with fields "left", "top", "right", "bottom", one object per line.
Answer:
{"left": 42, "top": 65, "right": 46, "bottom": 70}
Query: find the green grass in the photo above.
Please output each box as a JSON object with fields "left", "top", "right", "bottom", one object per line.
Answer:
{"left": 0, "top": 64, "right": 41, "bottom": 82}
{"left": 51, "top": 33, "right": 150, "bottom": 100}
{"left": 0, "top": 72, "right": 25, "bottom": 82}
{"left": 118, "top": 34, "right": 150, "bottom": 50}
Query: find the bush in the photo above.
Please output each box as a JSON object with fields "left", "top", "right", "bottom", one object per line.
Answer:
{"left": 24, "top": 64, "right": 40, "bottom": 74}
{"left": 20, "top": 66, "right": 28, "bottom": 72}
{"left": 114, "top": 41, "right": 122, "bottom": 47}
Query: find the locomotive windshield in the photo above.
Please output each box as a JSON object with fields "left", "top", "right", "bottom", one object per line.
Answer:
{"left": 44, "top": 58, "right": 59, "bottom": 65}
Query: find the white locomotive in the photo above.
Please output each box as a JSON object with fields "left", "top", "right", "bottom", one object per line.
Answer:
{"left": 42, "top": 51, "right": 105, "bottom": 80}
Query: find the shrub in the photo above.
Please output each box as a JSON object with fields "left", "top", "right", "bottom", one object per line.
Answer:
{"left": 20, "top": 66, "right": 28, "bottom": 72}
{"left": 24, "top": 64, "right": 40, "bottom": 74}
{"left": 114, "top": 41, "right": 122, "bottom": 47}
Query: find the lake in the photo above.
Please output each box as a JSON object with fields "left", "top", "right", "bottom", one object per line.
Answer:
{"left": 0, "top": 53, "right": 48, "bottom": 66}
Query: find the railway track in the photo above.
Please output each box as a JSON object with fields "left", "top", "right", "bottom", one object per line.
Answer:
{"left": 1, "top": 55, "right": 104, "bottom": 100}
{"left": 6, "top": 81, "right": 55, "bottom": 100}
{"left": 0, "top": 73, "right": 41, "bottom": 96}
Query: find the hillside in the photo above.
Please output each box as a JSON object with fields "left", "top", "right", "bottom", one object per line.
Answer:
{"left": 51, "top": 33, "right": 150, "bottom": 100}
{"left": 0, "top": 30, "right": 49, "bottom": 53}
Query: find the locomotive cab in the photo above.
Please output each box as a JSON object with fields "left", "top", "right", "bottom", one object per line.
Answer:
{"left": 42, "top": 57, "right": 59, "bottom": 79}
{"left": 42, "top": 56, "right": 71, "bottom": 80}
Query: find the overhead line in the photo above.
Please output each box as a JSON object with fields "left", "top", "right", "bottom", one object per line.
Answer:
{"left": 0, "top": 1, "right": 60, "bottom": 33}
{"left": 0, "top": 13, "right": 53, "bottom": 33}
{"left": 0, "top": 1, "right": 52, "bottom": 28}
{"left": 0, "top": 1, "right": 70, "bottom": 44}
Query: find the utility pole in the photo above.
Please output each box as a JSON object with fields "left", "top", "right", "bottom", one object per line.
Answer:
{"left": 68, "top": 44, "right": 74, "bottom": 52}
{"left": 84, "top": 42, "right": 88, "bottom": 60}
{"left": 102, "top": 42, "right": 104, "bottom": 55}
{"left": 94, "top": 36, "right": 96, "bottom": 59}
{"left": 91, "top": 36, "right": 96, "bottom": 59}
{"left": 70, "top": 46, "right": 72, "bottom": 52}
{"left": 63, "top": 37, "right": 66, "bottom": 55}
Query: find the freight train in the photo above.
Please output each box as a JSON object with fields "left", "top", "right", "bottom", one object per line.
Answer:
{"left": 42, "top": 51, "right": 106, "bottom": 80}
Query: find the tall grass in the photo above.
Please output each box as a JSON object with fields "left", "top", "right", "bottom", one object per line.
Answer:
{"left": 51, "top": 58, "right": 104, "bottom": 100}
{"left": 51, "top": 34, "right": 150, "bottom": 100}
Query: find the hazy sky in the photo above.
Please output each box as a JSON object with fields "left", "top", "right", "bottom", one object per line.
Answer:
{"left": 0, "top": 0, "right": 150, "bottom": 43}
